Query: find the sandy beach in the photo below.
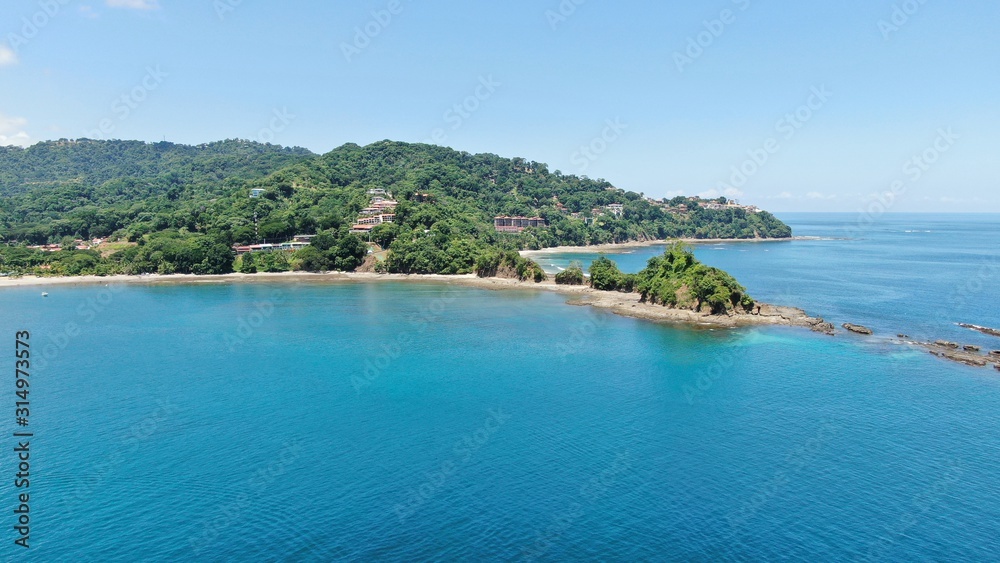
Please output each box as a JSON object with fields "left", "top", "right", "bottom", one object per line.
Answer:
{"left": 0, "top": 270, "right": 832, "bottom": 332}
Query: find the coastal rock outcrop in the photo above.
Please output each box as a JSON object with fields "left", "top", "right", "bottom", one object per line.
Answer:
{"left": 940, "top": 352, "right": 989, "bottom": 368}
{"left": 843, "top": 323, "right": 873, "bottom": 335}
{"left": 808, "top": 319, "right": 836, "bottom": 335}
{"left": 958, "top": 323, "right": 1000, "bottom": 338}
{"left": 922, "top": 341, "right": 1000, "bottom": 370}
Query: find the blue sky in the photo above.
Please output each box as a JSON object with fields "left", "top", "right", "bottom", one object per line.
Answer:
{"left": 1, "top": 0, "right": 998, "bottom": 212}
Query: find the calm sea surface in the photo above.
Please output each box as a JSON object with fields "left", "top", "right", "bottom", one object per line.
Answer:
{"left": 1, "top": 213, "right": 999, "bottom": 561}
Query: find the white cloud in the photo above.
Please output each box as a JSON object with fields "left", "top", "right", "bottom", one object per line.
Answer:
{"left": 0, "top": 113, "right": 32, "bottom": 147}
{"left": 0, "top": 44, "right": 18, "bottom": 67}
{"left": 106, "top": 0, "right": 159, "bottom": 10}
{"left": 806, "top": 191, "right": 837, "bottom": 200}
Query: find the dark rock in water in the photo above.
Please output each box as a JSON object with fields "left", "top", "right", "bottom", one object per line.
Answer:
{"left": 958, "top": 323, "right": 1000, "bottom": 338}
{"left": 809, "top": 318, "right": 836, "bottom": 335}
{"left": 942, "top": 352, "right": 988, "bottom": 368}
{"left": 921, "top": 341, "right": 996, "bottom": 369}
{"left": 843, "top": 323, "right": 874, "bottom": 335}
{"left": 990, "top": 350, "right": 1000, "bottom": 357}
{"left": 898, "top": 334, "right": 909, "bottom": 339}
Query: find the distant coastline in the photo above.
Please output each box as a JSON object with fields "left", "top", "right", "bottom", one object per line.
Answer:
{"left": 520, "top": 236, "right": 794, "bottom": 256}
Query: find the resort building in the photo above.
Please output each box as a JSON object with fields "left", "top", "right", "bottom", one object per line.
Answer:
{"left": 351, "top": 194, "right": 399, "bottom": 233}
{"left": 355, "top": 214, "right": 395, "bottom": 227}
{"left": 250, "top": 189, "right": 265, "bottom": 198}
{"left": 360, "top": 202, "right": 397, "bottom": 215}
{"left": 606, "top": 203, "right": 624, "bottom": 217}
{"left": 494, "top": 216, "right": 547, "bottom": 233}
{"left": 702, "top": 201, "right": 762, "bottom": 213}
{"left": 352, "top": 213, "right": 395, "bottom": 232}
{"left": 370, "top": 197, "right": 398, "bottom": 210}
{"left": 233, "top": 240, "right": 309, "bottom": 255}
{"left": 27, "top": 244, "right": 62, "bottom": 252}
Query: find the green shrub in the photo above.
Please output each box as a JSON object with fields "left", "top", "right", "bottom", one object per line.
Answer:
{"left": 474, "top": 249, "right": 545, "bottom": 282}
{"left": 554, "top": 264, "right": 586, "bottom": 285}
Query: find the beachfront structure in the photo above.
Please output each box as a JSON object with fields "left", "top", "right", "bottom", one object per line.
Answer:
{"left": 606, "top": 203, "right": 624, "bottom": 217}
{"left": 234, "top": 244, "right": 275, "bottom": 255}
{"left": 234, "top": 241, "right": 309, "bottom": 255}
{"left": 494, "top": 216, "right": 547, "bottom": 233}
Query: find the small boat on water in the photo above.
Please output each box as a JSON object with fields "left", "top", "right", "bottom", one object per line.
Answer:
{"left": 41, "top": 292, "right": 48, "bottom": 297}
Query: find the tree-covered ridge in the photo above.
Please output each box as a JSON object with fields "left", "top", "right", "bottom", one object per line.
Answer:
{"left": 0, "top": 139, "right": 314, "bottom": 242}
{"left": 0, "top": 139, "right": 792, "bottom": 277}
{"left": 0, "top": 138, "right": 313, "bottom": 195}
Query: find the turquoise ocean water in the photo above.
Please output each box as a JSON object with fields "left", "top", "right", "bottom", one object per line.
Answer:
{"left": 1, "top": 213, "right": 999, "bottom": 561}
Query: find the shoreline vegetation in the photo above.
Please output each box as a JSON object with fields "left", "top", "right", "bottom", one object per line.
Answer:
{"left": 0, "top": 242, "right": 828, "bottom": 332}
{"left": 0, "top": 269, "right": 831, "bottom": 331}
{"left": 4, "top": 262, "right": 996, "bottom": 372}
{"left": 2, "top": 139, "right": 991, "bottom": 371}
{"left": 0, "top": 243, "right": 837, "bottom": 336}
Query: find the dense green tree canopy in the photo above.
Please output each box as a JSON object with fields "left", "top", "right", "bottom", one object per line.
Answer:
{"left": 0, "top": 139, "right": 791, "bottom": 277}
{"left": 633, "top": 243, "right": 754, "bottom": 314}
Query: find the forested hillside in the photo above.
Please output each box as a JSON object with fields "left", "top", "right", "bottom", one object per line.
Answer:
{"left": 0, "top": 139, "right": 791, "bottom": 276}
